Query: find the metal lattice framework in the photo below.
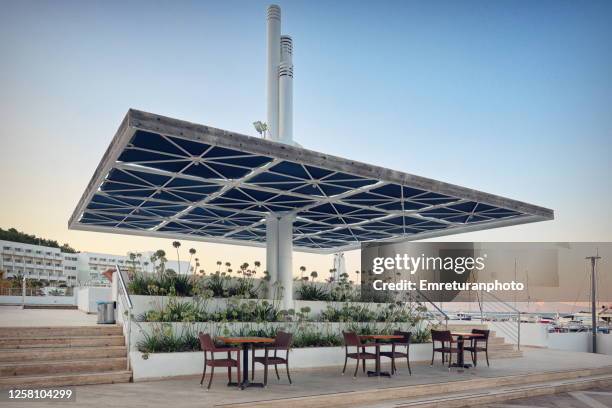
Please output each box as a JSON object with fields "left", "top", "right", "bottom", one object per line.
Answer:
{"left": 69, "top": 110, "right": 554, "bottom": 254}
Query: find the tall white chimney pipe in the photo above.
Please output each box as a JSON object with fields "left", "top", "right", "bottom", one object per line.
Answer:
{"left": 266, "top": 5, "right": 281, "bottom": 141}
{"left": 279, "top": 35, "right": 293, "bottom": 145}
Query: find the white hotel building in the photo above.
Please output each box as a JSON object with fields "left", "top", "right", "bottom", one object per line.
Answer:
{"left": 0, "top": 240, "right": 148, "bottom": 286}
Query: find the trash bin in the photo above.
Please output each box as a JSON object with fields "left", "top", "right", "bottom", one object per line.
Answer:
{"left": 97, "top": 301, "right": 116, "bottom": 324}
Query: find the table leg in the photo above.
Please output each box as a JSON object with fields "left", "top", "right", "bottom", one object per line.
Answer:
{"left": 367, "top": 341, "right": 392, "bottom": 378}
{"left": 457, "top": 337, "right": 464, "bottom": 366}
{"left": 450, "top": 336, "right": 472, "bottom": 370}
{"left": 226, "top": 343, "right": 265, "bottom": 389}
{"left": 242, "top": 344, "right": 249, "bottom": 387}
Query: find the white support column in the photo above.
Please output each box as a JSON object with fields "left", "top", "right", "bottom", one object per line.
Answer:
{"left": 265, "top": 214, "right": 279, "bottom": 298}
{"left": 279, "top": 35, "right": 293, "bottom": 145}
{"left": 277, "top": 214, "right": 294, "bottom": 310}
{"left": 266, "top": 5, "right": 281, "bottom": 141}
{"left": 265, "top": 5, "right": 295, "bottom": 310}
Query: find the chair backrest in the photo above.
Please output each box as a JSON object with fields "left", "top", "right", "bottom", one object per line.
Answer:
{"left": 274, "top": 331, "right": 293, "bottom": 349}
{"left": 472, "top": 328, "right": 490, "bottom": 341}
{"left": 198, "top": 332, "right": 216, "bottom": 352}
{"left": 343, "top": 331, "right": 361, "bottom": 347}
{"left": 393, "top": 330, "right": 411, "bottom": 344}
{"left": 431, "top": 329, "right": 452, "bottom": 343}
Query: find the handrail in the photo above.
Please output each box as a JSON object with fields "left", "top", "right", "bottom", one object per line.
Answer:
{"left": 483, "top": 290, "right": 520, "bottom": 314}
{"left": 115, "top": 264, "right": 133, "bottom": 371}
{"left": 415, "top": 289, "right": 449, "bottom": 329}
{"left": 115, "top": 264, "right": 133, "bottom": 310}
{"left": 479, "top": 290, "right": 521, "bottom": 350}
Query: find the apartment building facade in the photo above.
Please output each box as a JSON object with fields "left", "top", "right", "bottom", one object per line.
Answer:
{"left": 0, "top": 240, "right": 144, "bottom": 286}
{"left": 74, "top": 251, "right": 144, "bottom": 285}
{"left": 0, "top": 240, "right": 77, "bottom": 285}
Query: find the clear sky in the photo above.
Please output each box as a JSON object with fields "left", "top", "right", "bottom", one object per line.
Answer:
{"left": 1, "top": 0, "right": 611, "bottom": 277}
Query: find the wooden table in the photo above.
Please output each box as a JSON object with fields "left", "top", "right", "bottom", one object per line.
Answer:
{"left": 359, "top": 334, "right": 403, "bottom": 377}
{"left": 450, "top": 332, "right": 484, "bottom": 369}
{"left": 217, "top": 336, "right": 274, "bottom": 389}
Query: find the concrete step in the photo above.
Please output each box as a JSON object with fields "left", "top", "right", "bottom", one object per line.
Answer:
{"left": 0, "top": 357, "right": 126, "bottom": 377}
{"left": 487, "top": 337, "right": 505, "bottom": 345}
{"left": 442, "top": 328, "right": 499, "bottom": 338}
{"left": 367, "top": 374, "right": 612, "bottom": 408}
{"left": 445, "top": 325, "right": 490, "bottom": 332}
{"left": 488, "top": 343, "right": 516, "bottom": 351}
{"left": 0, "top": 326, "right": 123, "bottom": 338}
{"left": 432, "top": 350, "right": 522, "bottom": 367}
{"left": 456, "top": 353, "right": 523, "bottom": 366}
{"left": 220, "top": 364, "right": 612, "bottom": 408}
{"left": 489, "top": 350, "right": 523, "bottom": 359}
{"left": 0, "top": 370, "right": 132, "bottom": 388}
{"left": 0, "top": 335, "right": 125, "bottom": 349}
{"left": 23, "top": 305, "right": 78, "bottom": 310}
{"left": 0, "top": 346, "right": 127, "bottom": 363}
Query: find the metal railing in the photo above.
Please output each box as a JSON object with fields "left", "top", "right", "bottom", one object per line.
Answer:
{"left": 114, "top": 264, "right": 133, "bottom": 370}
{"left": 1, "top": 287, "right": 76, "bottom": 297}
{"left": 478, "top": 290, "right": 521, "bottom": 350}
{"left": 415, "top": 289, "right": 449, "bottom": 329}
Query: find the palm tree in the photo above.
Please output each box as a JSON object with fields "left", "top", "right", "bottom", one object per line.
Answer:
{"left": 188, "top": 248, "right": 196, "bottom": 275}
{"left": 154, "top": 249, "right": 167, "bottom": 277}
{"left": 193, "top": 257, "right": 199, "bottom": 277}
{"left": 172, "top": 241, "right": 181, "bottom": 274}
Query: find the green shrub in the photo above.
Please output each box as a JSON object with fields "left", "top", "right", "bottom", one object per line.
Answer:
{"left": 138, "top": 298, "right": 208, "bottom": 322}
{"left": 292, "top": 328, "right": 342, "bottom": 348}
{"left": 169, "top": 274, "right": 194, "bottom": 297}
{"left": 128, "top": 273, "right": 154, "bottom": 295}
{"left": 128, "top": 273, "right": 195, "bottom": 297}
{"left": 205, "top": 272, "right": 228, "bottom": 297}
{"left": 296, "top": 283, "right": 330, "bottom": 301}
{"left": 137, "top": 324, "right": 199, "bottom": 353}
{"left": 320, "top": 303, "right": 376, "bottom": 322}
{"left": 208, "top": 299, "right": 281, "bottom": 323}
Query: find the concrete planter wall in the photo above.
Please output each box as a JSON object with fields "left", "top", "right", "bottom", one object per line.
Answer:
{"left": 130, "top": 343, "right": 432, "bottom": 381}
{"left": 489, "top": 322, "right": 612, "bottom": 355}
{"left": 127, "top": 294, "right": 411, "bottom": 321}
{"left": 0, "top": 295, "right": 75, "bottom": 306}
{"left": 129, "top": 321, "right": 426, "bottom": 352}
{"left": 76, "top": 287, "right": 112, "bottom": 313}
{"left": 548, "top": 332, "right": 591, "bottom": 352}
{"left": 597, "top": 334, "right": 612, "bottom": 355}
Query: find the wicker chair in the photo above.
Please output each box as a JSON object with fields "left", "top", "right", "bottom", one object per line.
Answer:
{"left": 463, "top": 329, "right": 490, "bottom": 367}
{"left": 380, "top": 330, "right": 412, "bottom": 375}
{"left": 430, "top": 330, "right": 460, "bottom": 369}
{"left": 252, "top": 331, "right": 293, "bottom": 386}
{"left": 342, "top": 331, "right": 377, "bottom": 378}
{"left": 198, "top": 332, "right": 241, "bottom": 390}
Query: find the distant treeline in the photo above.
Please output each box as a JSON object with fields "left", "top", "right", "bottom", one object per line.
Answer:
{"left": 0, "top": 227, "right": 78, "bottom": 253}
